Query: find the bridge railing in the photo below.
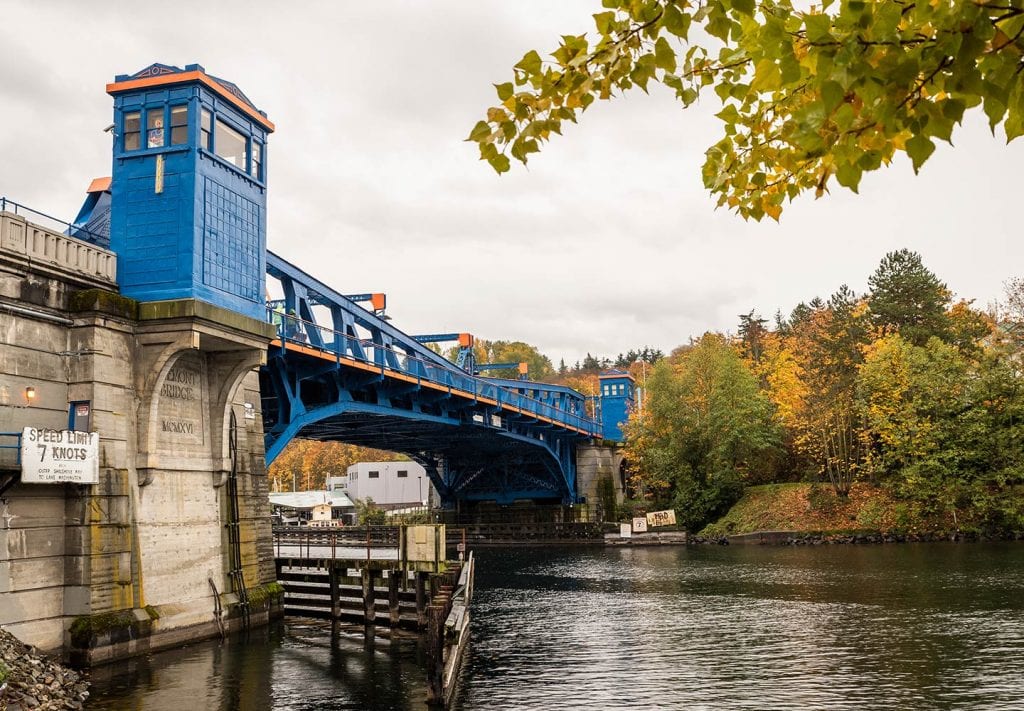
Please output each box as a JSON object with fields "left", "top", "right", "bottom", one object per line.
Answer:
{"left": 272, "top": 525, "right": 401, "bottom": 558}
{"left": 0, "top": 431, "right": 22, "bottom": 468}
{"left": 0, "top": 198, "right": 116, "bottom": 284}
{"left": 268, "top": 309, "right": 600, "bottom": 435}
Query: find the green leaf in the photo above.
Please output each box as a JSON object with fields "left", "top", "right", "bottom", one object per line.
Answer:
{"left": 706, "top": 10, "right": 733, "bottom": 41}
{"left": 654, "top": 36, "right": 677, "bottom": 72}
{"left": 1005, "top": 84, "right": 1024, "bottom": 142}
{"left": 836, "top": 161, "right": 862, "bottom": 192}
{"left": 941, "top": 99, "right": 966, "bottom": 124}
{"left": 821, "top": 80, "right": 844, "bottom": 112}
{"left": 515, "top": 50, "right": 543, "bottom": 76}
{"left": 804, "top": 13, "right": 832, "bottom": 43}
{"left": 488, "top": 154, "right": 511, "bottom": 173}
{"left": 834, "top": 103, "right": 856, "bottom": 132}
{"left": 905, "top": 133, "right": 935, "bottom": 173}
{"left": 717, "top": 103, "right": 741, "bottom": 124}
{"left": 663, "top": 3, "right": 691, "bottom": 38}
{"left": 751, "top": 58, "right": 782, "bottom": 93}
{"left": 779, "top": 54, "right": 801, "bottom": 85}
{"left": 593, "top": 10, "right": 615, "bottom": 36}
{"left": 983, "top": 94, "right": 1007, "bottom": 131}
{"left": 732, "top": 0, "right": 755, "bottom": 16}
{"left": 631, "top": 53, "right": 657, "bottom": 90}
{"left": 495, "top": 83, "right": 514, "bottom": 102}
{"left": 467, "top": 121, "right": 490, "bottom": 142}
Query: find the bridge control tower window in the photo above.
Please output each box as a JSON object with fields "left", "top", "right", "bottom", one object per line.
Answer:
{"left": 170, "top": 105, "right": 188, "bottom": 145}
{"left": 200, "top": 109, "right": 212, "bottom": 150}
{"left": 123, "top": 111, "right": 141, "bottom": 151}
{"left": 251, "top": 142, "right": 262, "bottom": 180}
{"left": 214, "top": 118, "right": 247, "bottom": 168}
{"left": 147, "top": 110, "right": 164, "bottom": 148}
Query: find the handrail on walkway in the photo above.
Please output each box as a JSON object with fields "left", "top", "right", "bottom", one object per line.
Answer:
{"left": 273, "top": 525, "right": 402, "bottom": 560}
{"left": 0, "top": 197, "right": 104, "bottom": 244}
{"left": 266, "top": 308, "right": 601, "bottom": 435}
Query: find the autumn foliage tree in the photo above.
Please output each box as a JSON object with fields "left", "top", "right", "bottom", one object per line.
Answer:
{"left": 472, "top": 0, "right": 1024, "bottom": 219}
{"left": 624, "top": 333, "right": 781, "bottom": 529}
{"left": 624, "top": 251, "right": 1023, "bottom": 532}
{"left": 268, "top": 440, "right": 405, "bottom": 492}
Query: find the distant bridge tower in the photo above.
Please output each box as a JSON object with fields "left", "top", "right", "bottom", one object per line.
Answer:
{"left": 107, "top": 63, "right": 274, "bottom": 319}
{"left": 598, "top": 369, "right": 635, "bottom": 441}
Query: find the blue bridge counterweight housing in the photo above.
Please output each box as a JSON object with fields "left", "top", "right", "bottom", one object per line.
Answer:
{"left": 107, "top": 63, "right": 273, "bottom": 320}
{"left": 598, "top": 369, "right": 635, "bottom": 441}
{"left": 74, "top": 62, "right": 609, "bottom": 506}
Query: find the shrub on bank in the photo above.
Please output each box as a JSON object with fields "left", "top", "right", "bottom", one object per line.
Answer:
{"left": 699, "top": 482, "right": 1024, "bottom": 538}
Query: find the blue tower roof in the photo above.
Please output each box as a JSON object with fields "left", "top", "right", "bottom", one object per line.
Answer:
{"left": 108, "top": 63, "right": 274, "bottom": 132}
{"left": 106, "top": 62, "right": 273, "bottom": 320}
{"left": 598, "top": 369, "right": 635, "bottom": 442}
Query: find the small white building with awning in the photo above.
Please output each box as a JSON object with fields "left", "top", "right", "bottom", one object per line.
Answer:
{"left": 269, "top": 489, "right": 356, "bottom": 525}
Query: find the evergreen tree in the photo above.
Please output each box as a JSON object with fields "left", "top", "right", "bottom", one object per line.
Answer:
{"left": 868, "top": 249, "right": 951, "bottom": 346}
{"left": 738, "top": 310, "right": 769, "bottom": 363}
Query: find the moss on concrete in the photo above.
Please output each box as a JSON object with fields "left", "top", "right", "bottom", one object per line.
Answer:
{"left": 138, "top": 298, "right": 277, "bottom": 338}
{"left": 68, "top": 610, "right": 149, "bottom": 650}
{"left": 0, "top": 658, "right": 8, "bottom": 685}
{"left": 68, "top": 288, "right": 139, "bottom": 319}
{"left": 247, "top": 581, "right": 285, "bottom": 609}
{"left": 143, "top": 605, "right": 160, "bottom": 621}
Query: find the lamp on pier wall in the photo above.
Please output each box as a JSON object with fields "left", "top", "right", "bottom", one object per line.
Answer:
{"left": 24, "top": 386, "right": 36, "bottom": 404}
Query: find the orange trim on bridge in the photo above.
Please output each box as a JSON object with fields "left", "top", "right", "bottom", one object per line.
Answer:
{"left": 87, "top": 176, "right": 112, "bottom": 193}
{"left": 107, "top": 71, "right": 275, "bottom": 132}
{"left": 272, "top": 340, "right": 598, "bottom": 436}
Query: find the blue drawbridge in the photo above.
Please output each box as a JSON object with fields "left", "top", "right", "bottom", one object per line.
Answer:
{"left": 59, "top": 62, "right": 612, "bottom": 506}
{"left": 261, "top": 253, "right": 600, "bottom": 505}
{"left": 64, "top": 183, "right": 601, "bottom": 505}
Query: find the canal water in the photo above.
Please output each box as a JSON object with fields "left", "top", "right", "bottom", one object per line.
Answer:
{"left": 86, "top": 543, "right": 1024, "bottom": 710}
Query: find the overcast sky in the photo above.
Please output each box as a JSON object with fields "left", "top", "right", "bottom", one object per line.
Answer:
{"left": 1, "top": 1, "right": 1020, "bottom": 366}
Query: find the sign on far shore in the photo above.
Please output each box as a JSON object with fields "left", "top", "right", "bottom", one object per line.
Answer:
{"left": 20, "top": 427, "right": 99, "bottom": 484}
{"left": 632, "top": 517, "right": 648, "bottom": 533}
{"left": 646, "top": 509, "right": 677, "bottom": 528}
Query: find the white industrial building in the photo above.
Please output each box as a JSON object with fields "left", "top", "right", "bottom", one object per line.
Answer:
{"left": 344, "top": 461, "right": 431, "bottom": 509}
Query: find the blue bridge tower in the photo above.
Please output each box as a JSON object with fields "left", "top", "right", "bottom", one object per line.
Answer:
{"left": 598, "top": 369, "right": 635, "bottom": 441}
{"left": 107, "top": 63, "right": 274, "bottom": 319}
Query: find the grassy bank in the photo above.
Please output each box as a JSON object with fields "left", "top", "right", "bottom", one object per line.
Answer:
{"left": 700, "top": 482, "right": 1024, "bottom": 538}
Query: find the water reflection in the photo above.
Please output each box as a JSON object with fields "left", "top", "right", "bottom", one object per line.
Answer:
{"left": 87, "top": 622, "right": 429, "bottom": 711}
{"left": 456, "top": 543, "right": 1024, "bottom": 710}
{"left": 86, "top": 544, "right": 1024, "bottom": 710}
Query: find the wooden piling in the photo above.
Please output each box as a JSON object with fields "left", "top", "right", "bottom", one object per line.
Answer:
{"left": 388, "top": 570, "right": 401, "bottom": 626}
{"left": 425, "top": 604, "right": 446, "bottom": 705}
{"left": 362, "top": 569, "right": 375, "bottom": 624}
{"left": 416, "top": 571, "right": 428, "bottom": 628}
{"left": 329, "top": 565, "right": 339, "bottom": 620}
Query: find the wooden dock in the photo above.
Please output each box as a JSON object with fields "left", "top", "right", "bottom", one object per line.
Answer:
{"left": 272, "top": 525, "right": 474, "bottom": 706}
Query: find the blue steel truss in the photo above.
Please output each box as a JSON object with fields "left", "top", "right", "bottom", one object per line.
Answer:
{"left": 262, "top": 251, "right": 600, "bottom": 504}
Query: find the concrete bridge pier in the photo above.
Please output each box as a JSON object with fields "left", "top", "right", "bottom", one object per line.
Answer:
{"left": 575, "top": 442, "right": 627, "bottom": 513}
{"left": 0, "top": 211, "right": 282, "bottom": 662}
{"left": 67, "top": 297, "right": 282, "bottom": 665}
